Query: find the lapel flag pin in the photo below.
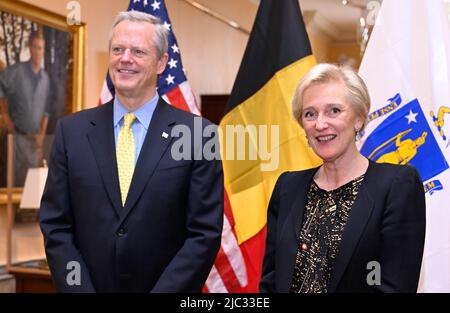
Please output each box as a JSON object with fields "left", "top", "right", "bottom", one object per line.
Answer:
{"left": 162, "top": 132, "right": 169, "bottom": 139}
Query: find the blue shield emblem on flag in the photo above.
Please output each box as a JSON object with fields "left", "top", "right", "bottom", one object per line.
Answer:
{"left": 361, "top": 98, "right": 448, "bottom": 181}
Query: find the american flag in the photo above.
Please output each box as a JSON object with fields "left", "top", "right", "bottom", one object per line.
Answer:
{"left": 99, "top": 0, "right": 248, "bottom": 292}
{"left": 204, "top": 193, "right": 248, "bottom": 292}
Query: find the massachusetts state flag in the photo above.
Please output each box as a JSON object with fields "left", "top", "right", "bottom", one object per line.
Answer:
{"left": 358, "top": 0, "right": 450, "bottom": 292}
{"left": 99, "top": 0, "right": 199, "bottom": 116}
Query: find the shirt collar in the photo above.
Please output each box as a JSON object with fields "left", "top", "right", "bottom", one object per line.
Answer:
{"left": 113, "top": 94, "right": 159, "bottom": 130}
{"left": 26, "top": 60, "right": 43, "bottom": 78}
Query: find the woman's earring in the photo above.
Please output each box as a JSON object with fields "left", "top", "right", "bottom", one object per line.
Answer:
{"left": 354, "top": 127, "right": 360, "bottom": 141}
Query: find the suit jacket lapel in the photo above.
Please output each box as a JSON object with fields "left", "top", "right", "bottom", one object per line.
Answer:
{"left": 86, "top": 101, "right": 122, "bottom": 216}
{"left": 119, "top": 99, "right": 175, "bottom": 223}
{"left": 280, "top": 168, "right": 318, "bottom": 292}
{"left": 291, "top": 169, "right": 318, "bottom": 242}
{"left": 328, "top": 162, "right": 375, "bottom": 292}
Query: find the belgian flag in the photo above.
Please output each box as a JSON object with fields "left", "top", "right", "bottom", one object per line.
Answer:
{"left": 219, "top": 0, "right": 322, "bottom": 291}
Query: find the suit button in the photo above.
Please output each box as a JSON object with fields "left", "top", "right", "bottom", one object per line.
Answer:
{"left": 117, "top": 228, "right": 127, "bottom": 237}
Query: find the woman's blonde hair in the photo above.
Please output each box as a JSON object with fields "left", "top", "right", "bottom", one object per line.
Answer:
{"left": 292, "top": 63, "right": 371, "bottom": 132}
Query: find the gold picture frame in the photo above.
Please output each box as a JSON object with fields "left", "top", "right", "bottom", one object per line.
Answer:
{"left": 0, "top": 0, "right": 85, "bottom": 288}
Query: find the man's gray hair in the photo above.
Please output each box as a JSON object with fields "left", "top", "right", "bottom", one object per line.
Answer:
{"left": 109, "top": 11, "right": 168, "bottom": 59}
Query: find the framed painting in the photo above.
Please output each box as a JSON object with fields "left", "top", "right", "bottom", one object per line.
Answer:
{"left": 0, "top": 0, "right": 85, "bottom": 279}
{"left": 0, "top": 0, "right": 85, "bottom": 188}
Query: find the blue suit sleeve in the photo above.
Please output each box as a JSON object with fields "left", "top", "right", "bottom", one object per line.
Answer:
{"left": 40, "top": 121, "right": 96, "bottom": 292}
{"left": 259, "top": 173, "right": 286, "bottom": 293}
{"left": 378, "top": 165, "right": 426, "bottom": 292}
{"left": 151, "top": 122, "right": 224, "bottom": 292}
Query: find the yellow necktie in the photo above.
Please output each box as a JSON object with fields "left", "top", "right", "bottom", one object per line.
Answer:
{"left": 117, "top": 112, "right": 137, "bottom": 206}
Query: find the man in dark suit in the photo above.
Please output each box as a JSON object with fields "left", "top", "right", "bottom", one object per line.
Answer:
{"left": 40, "top": 11, "right": 223, "bottom": 292}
